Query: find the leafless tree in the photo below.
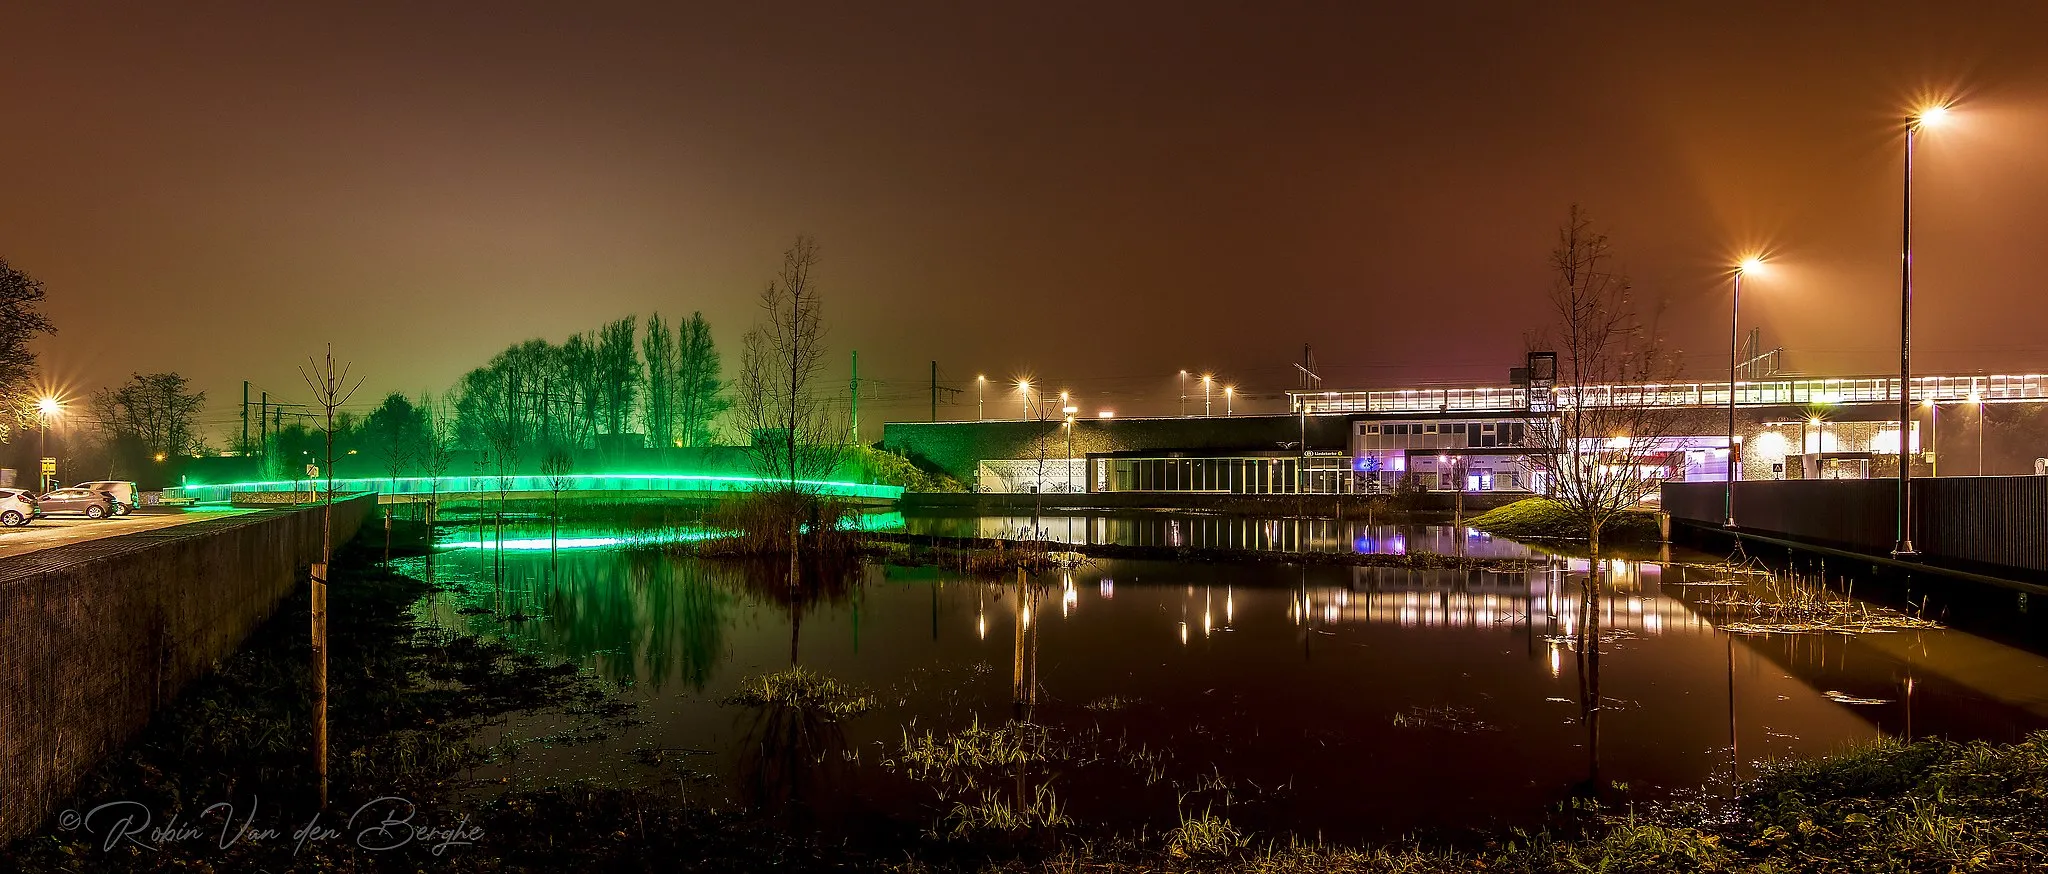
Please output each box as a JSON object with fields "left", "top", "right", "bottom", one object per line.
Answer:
{"left": 418, "top": 391, "right": 458, "bottom": 519}
{"left": 642, "top": 312, "right": 677, "bottom": 447}
{"left": 298, "top": 344, "right": 362, "bottom": 811}
{"left": 738, "top": 235, "right": 844, "bottom": 492}
{"left": 1525, "top": 206, "right": 1698, "bottom": 557}
{"left": 0, "top": 257, "right": 55, "bottom": 441}
{"left": 596, "top": 316, "right": 640, "bottom": 441}
{"left": 677, "top": 311, "right": 729, "bottom": 448}
{"left": 543, "top": 445, "right": 574, "bottom": 558}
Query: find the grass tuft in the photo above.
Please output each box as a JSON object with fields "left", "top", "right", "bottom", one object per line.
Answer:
{"left": 725, "top": 666, "right": 878, "bottom": 718}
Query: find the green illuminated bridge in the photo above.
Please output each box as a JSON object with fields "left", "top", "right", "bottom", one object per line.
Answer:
{"left": 166, "top": 473, "right": 905, "bottom": 504}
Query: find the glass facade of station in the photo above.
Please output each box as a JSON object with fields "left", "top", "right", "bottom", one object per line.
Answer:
{"left": 1092, "top": 455, "right": 1303, "bottom": 494}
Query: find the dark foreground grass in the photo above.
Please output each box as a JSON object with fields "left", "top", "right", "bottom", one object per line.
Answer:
{"left": 895, "top": 732, "right": 2048, "bottom": 872}
{"left": 10, "top": 541, "right": 2048, "bottom": 872}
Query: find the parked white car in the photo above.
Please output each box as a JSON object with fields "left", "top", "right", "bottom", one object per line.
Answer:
{"left": 0, "top": 488, "right": 39, "bottom": 527}
{"left": 73, "top": 481, "right": 140, "bottom": 516}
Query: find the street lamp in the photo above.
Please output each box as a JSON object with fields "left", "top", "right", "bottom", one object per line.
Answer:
{"left": 1202, "top": 374, "right": 1213, "bottom": 417}
{"left": 35, "top": 396, "right": 61, "bottom": 492}
{"left": 1179, "top": 370, "right": 1188, "bottom": 417}
{"left": 1016, "top": 379, "right": 1033, "bottom": 419}
{"left": 1726, "top": 256, "right": 1765, "bottom": 528}
{"left": 1895, "top": 102, "right": 1950, "bottom": 557}
{"left": 1225, "top": 385, "right": 1235, "bottom": 416}
{"left": 976, "top": 375, "right": 986, "bottom": 421}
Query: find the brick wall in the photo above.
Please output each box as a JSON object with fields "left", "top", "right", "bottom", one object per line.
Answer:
{"left": 0, "top": 496, "right": 373, "bottom": 839}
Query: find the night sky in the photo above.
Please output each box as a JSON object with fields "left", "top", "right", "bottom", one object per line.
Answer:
{"left": 7, "top": 2, "right": 2048, "bottom": 434}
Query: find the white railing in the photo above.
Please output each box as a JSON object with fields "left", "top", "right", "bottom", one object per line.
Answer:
{"left": 1289, "top": 372, "right": 2048, "bottom": 414}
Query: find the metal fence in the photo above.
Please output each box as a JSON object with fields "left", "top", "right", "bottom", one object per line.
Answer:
{"left": 1662, "top": 476, "right": 2048, "bottom": 574}
{"left": 1294, "top": 372, "right": 2048, "bottom": 414}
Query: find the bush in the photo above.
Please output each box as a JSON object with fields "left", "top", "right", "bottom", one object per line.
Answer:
{"left": 851, "top": 446, "right": 966, "bottom": 492}
{"left": 699, "top": 488, "right": 862, "bottom": 557}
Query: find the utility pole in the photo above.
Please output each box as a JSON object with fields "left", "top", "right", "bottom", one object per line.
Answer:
{"left": 242, "top": 381, "right": 250, "bottom": 455}
{"left": 849, "top": 350, "right": 860, "bottom": 445}
{"left": 931, "top": 360, "right": 938, "bottom": 422}
{"left": 259, "top": 392, "right": 269, "bottom": 469}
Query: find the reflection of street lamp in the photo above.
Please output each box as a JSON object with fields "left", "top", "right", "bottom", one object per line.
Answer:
{"left": 1970, "top": 389, "right": 1984, "bottom": 475}
{"left": 1922, "top": 398, "right": 1939, "bottom": 477}
{"left": 1726, "top": 257, "right": 1764, "bottom": 528}
{"left": 1895, "top": 102, "right": 1951, "bottom": 556}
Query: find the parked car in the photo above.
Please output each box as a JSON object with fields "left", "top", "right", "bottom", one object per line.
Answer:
{"left": 73, "top": 480, "right": 140, "bottom": 516}
{"left": 0, "top": 488, "right": 38, "bottom": 527}
{"left": 38, "top": 488, "right": 115, "bottom": 519}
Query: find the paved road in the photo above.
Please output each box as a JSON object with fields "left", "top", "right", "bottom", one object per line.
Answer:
{"left": 0, "top": 509, "right": 254, "bottom": 560}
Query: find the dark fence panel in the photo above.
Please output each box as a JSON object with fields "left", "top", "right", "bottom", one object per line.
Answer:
{"left": 1664, "top": 476, "right": 2048, "bottom": 574}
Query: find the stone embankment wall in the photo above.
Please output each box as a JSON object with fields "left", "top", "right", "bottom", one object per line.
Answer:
{"left": 0, "top": 497, "right": 373, "bottom": 839}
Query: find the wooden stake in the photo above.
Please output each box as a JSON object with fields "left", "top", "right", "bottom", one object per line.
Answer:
{"left": 311, "top": 561, "right": 329, "bottom": 808}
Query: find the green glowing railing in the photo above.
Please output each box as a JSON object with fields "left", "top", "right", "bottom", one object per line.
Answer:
{"left": 165, "top": 473, "right": 905, "bottom": 503}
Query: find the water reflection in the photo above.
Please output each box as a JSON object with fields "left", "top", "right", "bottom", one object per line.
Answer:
{"left": 400, "top": 525, "right": 2048, "bottom": 843}
{"left": 902, "top": 510, "right": 1538, "bottom": 558}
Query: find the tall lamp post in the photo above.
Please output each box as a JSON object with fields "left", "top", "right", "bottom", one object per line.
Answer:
{"left": 1726, "top": 256, "right": 1764, "bottom": 528}
{"left": 1894, "top": 103, "right": 1948, "bottom": 557}
{"left": 1016, "top": 379, "right": 1033, "bottom": 420}
{"left": 1202, "top": 374, "right": 1213, "bottom": 417}
{"left": 36, "top": 396, "right": 61, "bottom": 492}
{"left": 976, "top": 374, "right": 986, "bottom": 421}
{"left": 1179, "top": 370, "right": 1188, "bottom": 417}
{"left": 1225, "top": 385, "right": 1235, "bottom": 416}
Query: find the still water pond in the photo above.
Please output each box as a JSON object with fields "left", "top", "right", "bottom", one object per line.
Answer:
{"left": 901, "top": 509, "right": 1540, "bottom": 557}
{"left": 397, "top": 518, "right": 2048, "bottom": 844}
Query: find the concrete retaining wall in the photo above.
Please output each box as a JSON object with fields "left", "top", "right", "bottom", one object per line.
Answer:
{"left": 0, "top": 496, "right": 373, "bottom": 840}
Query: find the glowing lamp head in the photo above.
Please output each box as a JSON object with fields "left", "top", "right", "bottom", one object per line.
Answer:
{"left": 1737, "top": 256, "right": 1766, "bottom": 276}
{"left": 1810, "top": 417, "right": 1823, "bottom": 427}
{"left": 1914, "top": 104, "right": 1951, "bottom": 128}
{"left": 35, "top": 397, "right": 60, "bottom": 418}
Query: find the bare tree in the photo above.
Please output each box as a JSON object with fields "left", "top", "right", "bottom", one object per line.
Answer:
{"left": 418, "top": 391, "right": 458, "bottom": 519}
{"left": 89, "top": 372, "right": 206, "bottom": 474}
{"left": 677, "top": 311, "right": 730, "bottom": 448}
{"left": 642, "top": 312, "right": 677, "bottom": 447}
{"left": 738, "top": 236, "right": 843, "bottom": 491}
{"left": 542, "top": 445, "right": 574, "bottom": 559}
{"left": 1525, "top": 206, "right": 1696, "bottom": 557}
{"left": 298, "top": 344, "right": 362, "bottom": 810}
{"left": 0, "top": 257, "right": 55, "bottom": 440}
{"left": 595, "top": 316, "right": 640, "bottom": 441}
